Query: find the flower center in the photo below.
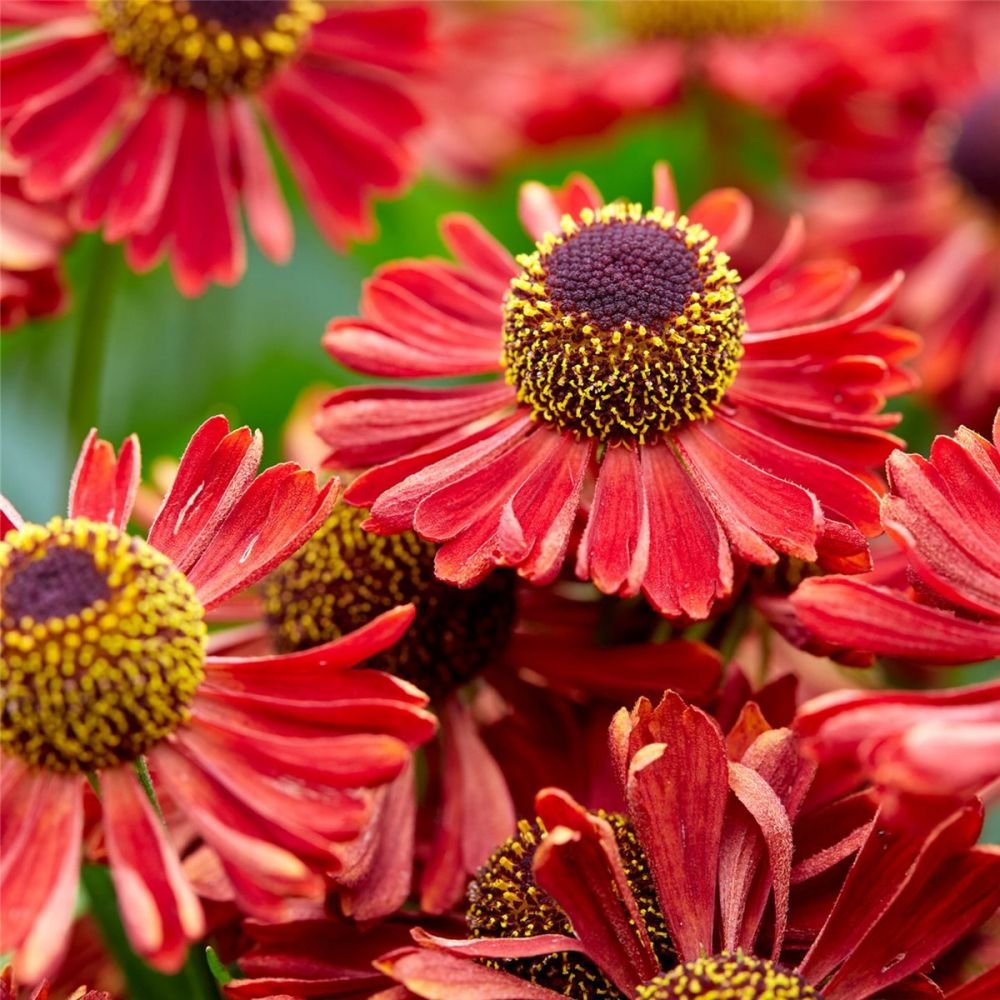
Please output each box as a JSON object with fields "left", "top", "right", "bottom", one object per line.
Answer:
{"left": 1, "top": 517, "right": 206, "bottom": 773}
{"left": 95, "top": 0, "right": 324, "bottom": 96}
{"left": 636, "top": 953, "right": 822, "bottom": 1000}
{"left": 468, "top": 814, "right": 674, "bottom": 999}
{"left": 948, "top": 85, "right": 1000, "bottom": 213}
{"left": 263, "top": 506, "right": 517, "bottom": 702}
{"left": 502, "top": 204, "right": 744, "bottom": 443}
{"left": 615, "top": 0, "right": 807, "bottom": 39}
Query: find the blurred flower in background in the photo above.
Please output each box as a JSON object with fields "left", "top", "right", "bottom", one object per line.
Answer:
{"left": 0, "top": 1, "right": 429, "bottom": 295}
{"left": 1, "top": 166, "right": 71, "bottom": 331}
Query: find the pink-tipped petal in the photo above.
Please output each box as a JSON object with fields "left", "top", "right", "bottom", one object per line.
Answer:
{"left": 101, "top": 767, "right": 205, "bottom": 972}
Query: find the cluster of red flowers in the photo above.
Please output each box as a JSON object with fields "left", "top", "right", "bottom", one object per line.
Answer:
{"left": 1, "top": 3, "right": 998, "bottom": 1000}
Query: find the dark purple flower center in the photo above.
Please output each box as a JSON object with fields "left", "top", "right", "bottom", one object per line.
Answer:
{"left": 949, "top": 86, "right": 1000, "bottom": 212}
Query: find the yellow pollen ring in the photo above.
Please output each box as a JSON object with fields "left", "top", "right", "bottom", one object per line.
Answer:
{"left": 1, "top": 516, "right": 206, "bottom": 773}
{"left": 635, "top": 952, "right": 822, "bottom": 1000}
{"left": 94, "top": 0, "right": 325, "bottom": 96}
{"left": 501, "top": 201, "right": 745, "bottom": 444}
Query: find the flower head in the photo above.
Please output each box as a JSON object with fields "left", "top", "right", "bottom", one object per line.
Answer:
{"left": 378, "top": 692, "right": 1000, "bottom": 1000}
{"left": 0, "top": 1, "right": 428, "bottom": 294}
{"left": 320, "top": 164, "right": 917, "bottom": 620}
{"left": 791, "top": 410, "right": 1000, "bottom": 664}
{"left": 0, "top": 416, "right": 437, "bottom": 982}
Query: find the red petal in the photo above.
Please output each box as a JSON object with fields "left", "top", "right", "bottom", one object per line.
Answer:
{"left": 744, "top": 260, "right": 860, "bottom": 330}
{"left": 68, "top": 430, "right": 140, "bottom": 530}
{"left": 497, "top": 433, "right": 592, "bottom": 585}
{"left": 319, "top": 384, "right": 514, "bottom": 470}
{"left": 822, "top": 812, "right": 1000, "bottom": 999}
{"left": 722, "top": 761, "right": 794, "bottom": 958}
{"left": 185, "top": 467, "right": 337, "bottom": 608}
{"left": 101, "top": 767, "right": 204, "bottom": 972}
{"left": 0, "top": 496, "right": 24, "bottom": 534}
{"left": 625, "top": 694, "right": 729, "bottom": 960}
{"left": 576, "top": 445, "right": 649, "bottom": 599}
{"left": 147, "top": 416, "right": 262, "bottom": 570}
{"left": 340, "top": 764, "right": 416, "bottom": 920}
{"left": 639, "top": 442, "right": 733, "bottom": 619}
{"left": 534, "top": 788, "right": 658, "bottom": 992}
{"left": 790, "top": 578, "right": 1000, "bottom": 663}
{"left": 0, "top": 766, "right": 82, "bottom": 984}
{"left": 8, "top": 60, "right": 130, "bottom": 200}
{"left": 73, "top": 92, "right": 183, "bottom": 240}
{"left": 228, "top": 98, "right": 292, "bottom": 264}
{"left": 740, "top": 214, "right": 805, "bottom": 297}
{"left": 799, "top": 802, "right": 979, "bottom": 985}
{"left": 376, "top": 946, "right": 566, "bottom": 999}
{"left": 687, "top": 188, "right": 752, "bottom": 251}
{"left": 439, "top": 214, "right": 517, "bottom": 289}
{"left": 421, "top": 699, "right": 515, "bottom": 913}
{"left": 676, "top": 425, "right": 822, "bottom": 563}
{"left": 518, "top": 181, "right": 564, "bottom": 241}
{"left": 652, "top": 161, "right": 678, "bottom": 212}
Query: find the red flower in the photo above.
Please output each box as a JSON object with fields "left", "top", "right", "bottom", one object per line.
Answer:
{"left": 712, "top": 2, "right": 1000, "bottom": 428}
{"left": 0, "top": 1, "right": 428, "bottom": 295}
{"left": 0, "top": 416, "right": 436, "bottom": 983}
{"left": 795, "top": 680, "right": 1000, "bottom": 821}
{"left": 791, "top": 410, "right": 1000, "bottom": 664}
{"left": 1, "top": 169, "right": 71, "bottom": 330}
{"left": 378, "top": 692, "right": 1000, "bottom": 1000}
{"left": 318, "top": 164, "right": 917, "bottom": 620}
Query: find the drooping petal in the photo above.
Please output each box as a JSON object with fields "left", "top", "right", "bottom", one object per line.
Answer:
{"left": 421, "top": 698, "right": 515, "bottom": 914}
{"left": 534, "top": 788, "right": 659, "bottom": 993}
{"left": 576, "top": 445, "right": 649, "bottom": 599}
{"left": 101, "top": 766, "right": 204, "bottom": 972}
{"left": 790, "top": 578, "right": 1000, "bottom": 663}
{"left": 0, "top": 764, "right": 82, "bottom": 984}
{"left": 639, "top": 441, "right": 733, "bottom": 619}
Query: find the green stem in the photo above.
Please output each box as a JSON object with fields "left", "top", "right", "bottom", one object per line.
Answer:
{"left": 134, "top": 755, "right": 166, "bottom": 824}
{"left": 67, "top": 238, "right": 121, "bottom": 469}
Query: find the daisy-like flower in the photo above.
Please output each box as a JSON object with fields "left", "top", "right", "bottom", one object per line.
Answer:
{"left": 257, "top": 499, "right": 720, "bottom": 917}
{"left": 0, "top": 1, "right": 428, "bottom": 295}
{"left": 319, "top": 164, "right": 917, "bottom": 620}
{"left": 378, "top": 692, "right": 1000, "bottom": 1000}
{"left": 796, "top": 680, "right": 1000, "bottom": 821}
{"left": 1, "top": 168, "right": 71, "bottom": 331}
{"left": 0, "top": 416, "right": 437, "bottom": 983}
{"left": 791, "top": 410, "right": 1000, "bottom": 664}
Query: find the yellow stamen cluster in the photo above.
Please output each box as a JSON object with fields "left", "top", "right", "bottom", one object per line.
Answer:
{"left": 94, "top": 0, "right": 324, "bottom": 96}
{"left": 636, "top": 953, "right": 822, "bottom": 1000}
{"left": 263, "top": 506, "right": 516, "bottom": 702}
{"left": 502, "top": 203, "right": 744, "bottom": 443}
{"left": 468, "top": 814, "right": 674, "bottom": 998}
{"left": 615, "top": 0, "right": 809, "bottom": 40}
{"left": 1, "top": 517, "right": 206, "bottom": 773}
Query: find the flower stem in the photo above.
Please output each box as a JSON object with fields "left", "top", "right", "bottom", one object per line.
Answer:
{"left": 134, "top": 755, "right": 166, "bottom": 825}
{"left": 67, "top": 238, "right": 121, "bottom": 470}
